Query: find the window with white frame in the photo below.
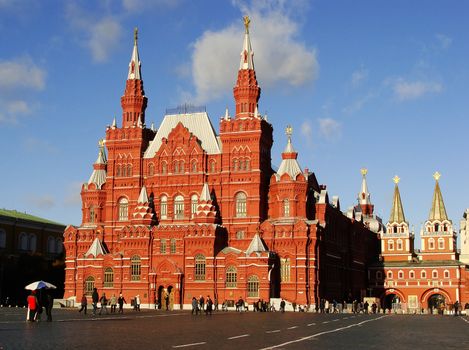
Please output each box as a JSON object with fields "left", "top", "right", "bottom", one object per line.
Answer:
{"left": 118, "top": 198, "right": 129, "bottom": 221}
{"left": 85, "top": 276, "right": 95, "bottom": 295}
{"left": 195, "top": 254, "right": 206, "bottom": 281}
{"left": 428, "top": 238, "right": 435, "bottom": 250}
{"left": 160, "top": 196, "right": 167, "bottom": 219}
{"left": 438, "top": 238, "right": 444, "bottom": 249}
{"left": 236, "top": 231, "right": 245, "bottom": 239}
{"left": 388, "top": 240, "right": 394, "bottom": 251}
{"left": 235, "top": 192, "right": 247, "bottom": 217}
{"left": 247, "top": 275, "right": 259, "bottom": 298}
{"left": 387, "top": 271, "right": 393, "bottom": 279}
{"left": 19, "top": 232, "right": 28, "bottom": 250}
{"left": 191, "top": 194, "right": 198, "bottom": 218}
{"left": 398, "top": 270, "right": 404, "bottom": 279}
{"left": 280, "top": 257, "right": 291, "bottom": 282}
{"left": 421, "top": 270, "right": 427, "bottom": 279}
{"left": 444, "top": 270, "right": 450, "bottom": 279}
{"left": 409, "top": 270, "right": 415, "bottom": 279}
{"left": 283, "top": 199, "right": 290, "bottom": 217}
{"left": 131, "top": 255, "right": 141, "bottom": 281}
{"left": 174, "top": 195, "right": 184, "bottom": 219}
{"left": 170, "top": 238, "right": 176, "bottom": 254}
{"left": 397, "top": 239, "right": 403, "bottom": 251}
{"left": 104, "top": 267, "right": 114, "bottom": 288}
{"left": 160, "top": 239, "right": 167, "bottom": 254}
{"left": 226, "top": 266, "right": 237, "bottom": 288}
{"left": 432, "top": 270, "right": 438, "bottom": 279}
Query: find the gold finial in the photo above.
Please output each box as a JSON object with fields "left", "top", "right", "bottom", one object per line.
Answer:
{"left": 98, "top": 139, "right": 105, "bottom": 148}
{"left": 360, "top": 168, "right": 368, "bottom": 176}
{"left": 393, "top": 175, "right": 400, "bottom": 184}
{"left": 243, "top": 15, "right": 250, "bottom": 33}
{"left": 433, "top": 171, "right": 441, "bottom": 181}
{"left": 134, "top": 27, "right": 138, "bottom": 44}
{"left": 285, "top": 125, "right": 292, "bottom": 137}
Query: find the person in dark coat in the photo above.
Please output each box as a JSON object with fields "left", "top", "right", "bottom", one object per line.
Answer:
{"left": 118, "top": 293, "right": 126, "bottom": 313}
{"left": 92, "top": 288, "right": 99, "bottom": 315}
{"left": 44, "top": 292, "right": 53, "bottom": 321}
{"left": 79, "top": 294, "right": 88, "bottom": 314}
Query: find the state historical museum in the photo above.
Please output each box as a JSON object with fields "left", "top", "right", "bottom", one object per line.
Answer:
{"left": 63, "top": 18, "right": 380, "bottom": 309}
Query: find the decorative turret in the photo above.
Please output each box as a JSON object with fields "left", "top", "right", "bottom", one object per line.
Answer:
{"left": 382, "top": 176, "right": 413, "bottom": 262}
{"left": 233, "top": 16, "right": 261, "bottom": 118}
{"left": 87, "top": 140, "right": 107, "bottom": 190}
{"left": 132, "top": 186, "right": 155, "bottom": 225}
{"left": 358, "top": 168, "right": 374, "bottom": 216}
{"left": 121, "top": 28, "right": 147, "bottom": 128}
{"left": 194, "top": 183, "right": 217, "bottom": 224}
{"left": 420, "top": 172, "right": 456, "bottom": 261}
{"left": 275, "top": 125, "right": 305, "bottom": 181}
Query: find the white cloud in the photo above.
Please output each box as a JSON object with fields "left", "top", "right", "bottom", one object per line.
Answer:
{"left": 0, "top": 58, "right": 46, "bottom": 90}
{"left": 190, "top": 3, "right": 318, "bottom": 103}
{"left": 351, "top": 67, "right": 368, "bottom": 88}
{"left": 318, "top": 118, "right": 341, "bottom": 141}
{"left": 392, "top": 79, "right": 442, "bottom": 101}
{"left": 436, "top": 34, "right": 452, "bottom": 50}
{"left": 31, "top": 195, "right": 55, "bottom": 210}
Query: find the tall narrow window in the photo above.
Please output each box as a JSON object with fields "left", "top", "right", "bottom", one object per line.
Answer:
{"left": 387, "top": 271, "right": 393, "bottom": 279}
{"left": 235, "top": 192, "right": 247, "bottom": 218}
{"left": 432, "top": 270, "right": 438, "bottom": 279}
{"left": 56, "top": 238, "right": 63, "bottom": 254}
{"left": 174, "top": 195, "right": 184, "bottom": 219}
{"left": 160, "top": 196, "right": 167, "bottom": 219}
{"left": 104, "top": 268, "right": 114, "bottom": 288}
{"left": 29, "top": 234, "right": 37, "bottom": 252}
{"left": 127, "top": 164, "right": 132, "bottom": 177}
{"left": 47, "top": 236, "right": 56, "bottom": 254}
{"left": 421, "top": 271, "right": 427, "bottom": 279}
{"left": 280, "top": 258, "right": 291, "bottom": 282}
{"left": 247, "top": 275, "right": 259, "bottom": 298}
{"left": 116, "top": 165, "right": 121, "bottom": 177}
{"left": 170, "top": 238, "right": 176, "bottom": 254}
{"left": 160, "top": 239, "right": 167, "bottom": 254}
{"left": 210, "top": 160, "right": 215, "bottom": 173}
{"left": 118, "top": 198, "right": 129, "bottom": 221}
{"left": 409, "top": 270, "right": 415, "bottom": 279}
{"left": 195, "top": 254, "right": 206, "bottom": 281}
{"left": 428, "top": 238, "right": 435, "bottom": 250}
{"left": 283, "top": 199, "right": 290, "bottom": 217}
{"left": 438, "top": 238, "right": 444, "bottom": 249}
{"left": 388, "top": 240, "right": 394, "bottom": 251}
{"left": 191, "top": 160, "right": 197, "bottom": 173}
{"left": 397, "top": 239, "right": 403, "bottom": 250}
{"left": 89, "top": 206, "right": 95, "bottom": 224}
{"left": 85, "top": 276, "right": 95, "bottom": 295}
{"left": 131, "top": 255, "right": 141, "bottom": 281}
{"left": 226, "top": 266, "right": 237, "bottom": 288}
{"left": 191, "top": 195, "right": 198, "bottom": 218}
{"left": 148, "top": 163, "right": 154, "bottom": 176}
{"left": 180, "top": 161, "right": 185, "bottom": 173}
{"left": 233, "top": 159, "right": 238, "bottom": 171}
{"left": 174, "top": 161, "right": 179, "bottom": 174}
{"left": 162, "top": 161, "right": 167, "bottom": 175}
{"left": 0, "top": 229, "right": 6, "bottom": 249}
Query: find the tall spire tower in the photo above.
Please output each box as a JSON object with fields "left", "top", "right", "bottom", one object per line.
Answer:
{"left": 233, "top": 16, "right": 261, "bottom": 118}
{"left": 121, "top": 27, "right": 147, "bottom": 128}
{"left": 358, "top": 168, "right": 374, "bottom": 215}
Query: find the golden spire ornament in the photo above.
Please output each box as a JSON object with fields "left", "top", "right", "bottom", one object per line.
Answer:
{"left": 393, "top": 175, "right": 400, "bottom": 184}
{"left": 243, "top": 15, "right": 250, "bottom": 33}
{"left": 134, "top": 27, "right": 138, "bottom": 44}
{"left": 433, "top": 171, "right": 441, "bottom": 181}
{"left": 360, "top": 168, "right": 368, "bottom": 176}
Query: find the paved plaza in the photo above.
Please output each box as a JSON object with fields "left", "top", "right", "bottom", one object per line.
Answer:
{"left": 1, "top": 308, "right": 469, "bottom": 349}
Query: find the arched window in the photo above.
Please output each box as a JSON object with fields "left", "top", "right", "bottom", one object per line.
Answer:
{"left": 85, "top": 276, "right": 95, "bottom": 295}
{"left": 0, "top": 229, "right": 5, "bottom": 249}
{"left": 409, "top": 270, "right": 415, "bottom": 279}
{"left": 180, "top": 160, "right": 185, "bottom": 173}
{"left": 438, "top": 238, "right": 444, "bottom": 249}
{"left": 444, "top": 270, "right": 450, "bottom": 279}
{"left": 421, "top": 270, "right": 427, "bottom": 279}
{"left": 174, "top": 195, "right": 184, "bottom": 219}
{"left": 56, "top": 238, "right": 63, "bottom": 254}
{"left": 393, "top": 225, "right": 398, "bottom": 233}
{"left": 191, "top": 160, "right": 197, "bottom": 173}
{"left": 160, "top": 239, "right": 167, "bottom": 254}
{"left": 89, "top": 206, "right": 95, "bottom": 224}
{"left": 131, "top": 255, "right": 141, "bottom": 281}
{"left": 195, "top": 254, "right": 206, "bottom": 281}
{"left": 397, "top": 239, "right": 403, "bottom": 251}
{"left": 245, "top": 158, "right": 250, "bottom": 170}
{"left": 376, "top": 271, "right": 382, "bottom": 280}
{"left": 210, "top": 160, "right": 215, "bottom": 173}
{"left": 247, "top": 275, "right": 259, "bottom": 298}
{"left": 434, "top": 223, "right": 440, "bottom": 232}
{"left": 118, "top": 198, "right": 129, "bottom": 221}
{"left": 160, "top": 196, "right": 168, "bottom": 219}
{"left": 428, "top": 238, "right": 435, "bottom": 250}
{"left": 191, "top": 194, "right": 198, "bottom": 218}
{"left": 226, "top": 266, "right": 237, "bottom": 288}
{"left": 47, "top": 236, "right": 56, "bottom": 254}
{"left": 235, "top": 192, "right": 247, "bottom": 218}
{"left": 387, "top": 271, "right": 393, "bottom": 279}
{"left": 29, "top": 234, "right": 37, "bottom": 252}
{"left": 19, "top": 232, "right": 28, "bottom": 250}
{"left": 398, "top": 270, "right": 404, "bottom": 279}
{"left": 104, "top": 267, "right": 114, "bottom": 288}
{"left": 233, "top": 159, "right": 238, "bottom": 171}
{"left": 148, "top": 163, "right": 154, "bottom": 176}
{"left": 388, "top": 240, "right": 394, "bottom": 251}
{"left": 283, "top": 199, "right": 290, "bottom": 217}
{"left": 116, "top": 165, "right": 121, "bottom": 177}
{"left": 280, "top": 258, "right": 291, "bottom": 282}
{"left": 432, "top": 270, "right": 438, "bottom": 279}
{"left": 174, "top": 161, "right": 179, "bottom": 174}
{"left": 127, "top": 164, "right": 132, "bottom": 177}
{"left": 162, "top": 161, "right": 167, "bottom": 175}
{"left": 170, "top": 238, "right": 176, "bottom": 254}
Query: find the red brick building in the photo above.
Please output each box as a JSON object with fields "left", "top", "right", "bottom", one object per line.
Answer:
{"left": 369, "top": 173, "right": 469, "bottom": 312}
{"left": 63, "top": 19, "right": 379, "bottom": 309}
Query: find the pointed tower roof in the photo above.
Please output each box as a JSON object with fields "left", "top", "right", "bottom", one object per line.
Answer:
{"left": 128, "top": 27, "right": 141, "bottom": 80}
{"left": 276, "top": 125, "right": 303, "bottom": 180}
{"left": 200, "top": 183, "right": 211, "bottom": 202}
{"left": 87, "top": 140, "right": 107, "bottom": 189}
{"left": 246, "top": 233, "right": 268, "bottom": 255}
{"left": 85, "top": 237, "right": 108, "bottom": 258}
{"left": 239, "top": 15, "right": 254, "bottom": 70}
{"left": 389, "top": 175, "right": 406, "bottom": 224}
{"left": 137, "top": 186, "right": 149, "bottom": 204}
{"left": 358, "top": 168, "right": 371, "bottom": 205}
{"left": 429, "top": 171, "right": 448, "bottom": 221}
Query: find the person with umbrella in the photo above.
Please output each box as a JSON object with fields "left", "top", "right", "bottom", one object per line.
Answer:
{"left": 26, "top": 290, "right": 38, "bottom": 322}
{"left": 25, "top": 280, "right": 56, "bottom": 322}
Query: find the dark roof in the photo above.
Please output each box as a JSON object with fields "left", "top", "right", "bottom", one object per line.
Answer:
{"left": 0, "top": 209, "right": 65, "bottom": 227}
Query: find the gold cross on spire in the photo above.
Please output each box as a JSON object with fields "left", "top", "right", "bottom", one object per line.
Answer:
{"left": 433, "top": 171, "right": 441, "bottom": 181}
{"left": 98, "top": 139, "right": 105, "bottom": 148}
{"left": 285, "top": 125, "right": 292, "bottom": 137}
{"left": 134, "top": 27, "right": 138, "bottom": 44}
{"left": 360, "top": 168, "right": 368, "bottom": 176}
{"left": 243, "top": 15, "right": 250, "bottom": 33}
{"left": 393, "top": 175, "right": 400, "bottom": 184}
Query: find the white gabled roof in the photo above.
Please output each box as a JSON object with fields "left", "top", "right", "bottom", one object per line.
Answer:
{"left": 144, "top": 112, "right": 221, "bottom": 158}
{"left": 85, "top": 237, "right": 108, "bottom": 258}
{"left": 137, "top": 186, "right": 149, "bottom": 204}
{"left": 276, "top": 158, "right": 303, "bottom": 180}
{"left": 246, "top": 233, "right": 268, "bottom": 255}
{"left": 87, "top": 146, "right": 107, "bottom": 189}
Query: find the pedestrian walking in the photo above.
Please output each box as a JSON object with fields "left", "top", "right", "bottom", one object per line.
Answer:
{"left": 26, "top": 290, "right": 38, "bottom": 322}
{"left": 79, "top": 294, "right": 88, "bottom": 314}
{"left": 206, "top": 295, "right": 213, "bottom": 315}
{"left": 44, "top": 292, "right": 53, "bottom": 321}
{"left": 100, "top": 293, "right": 109, "bottom": 315}
{"left": 199, "top": 295, "right": 205, "bottom": 313}
{"left": 118, "top": 293, "right": 126, "bottom": 313}
{"left": 135, "top": 295, "right": 141, "bottom": 311}
{"left": 191, "top": 297, "right": 198, "bottom": 315}
{"left": 280, "top": 299, "right": 286, "bottom": 313}
{"left": 92, "top": 288, "right": 99, "bottom": 315}
{"left": 110, "top": 294, "right": 117, "bottom": 313}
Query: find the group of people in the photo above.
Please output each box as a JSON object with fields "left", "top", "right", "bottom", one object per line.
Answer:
{"left": 26, "top": 290, "right": 53, "bottom": 322}
{"left": 191, "top": 295, "right": 215, "bottom": 315}
{"left": 78, "top": 288, "right": 128, "bottom": 315}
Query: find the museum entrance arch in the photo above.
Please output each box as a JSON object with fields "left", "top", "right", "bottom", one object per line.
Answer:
{"left": 428, "top": 294, "right": 445, "bottom": 314}
{"left": 157, "top": 285, "right": 164, "bottom": 309}
{"left": 383, "top": 293, "right": 401, "bottom": 311}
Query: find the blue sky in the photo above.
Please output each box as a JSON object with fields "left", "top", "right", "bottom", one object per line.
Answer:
{"left": 1, "top": 0, "right": 468, "bottom": 245}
